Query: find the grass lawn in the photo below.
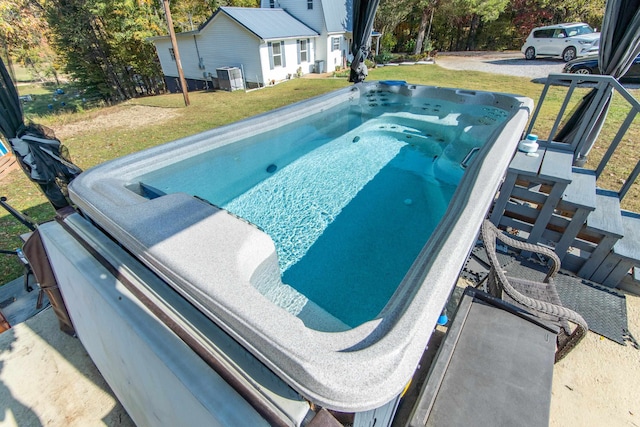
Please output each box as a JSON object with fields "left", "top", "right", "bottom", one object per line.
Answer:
{"left": 1, "top": 65, "right": 639, "bottom": 285}
{"left": 12, "top": 64, "right": 34, "bottom": 83}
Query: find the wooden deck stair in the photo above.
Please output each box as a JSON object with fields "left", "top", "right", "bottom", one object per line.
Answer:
{"left": 0, "top": 154, "right": 19, "bottom": 180}
{"left": 492, "top": 145, "right": 640, "bottom": 292}
{"left": 553, "top": 168, "right": 596, "bottom": 269}
{"left": 577, "top": 189, "right": 625, "bottom": 278}
{"left": 591, "top": 211, "right": 640, "bottom": 288}
{"left": 496, "top": 72, "right": 640, "bottom": 292}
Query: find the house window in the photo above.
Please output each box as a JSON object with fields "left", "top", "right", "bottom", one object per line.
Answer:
{"left": 268, "top": 41, "right": 286, "bottom": 69}
{"left": 269, "top": 0, "right": 274, "bottom": 7}
{"left": 307, "top": 0, "right": 313, "bottom": 9}
{"left": 169, "top": 47, "right": 176, "bottom": 61}
{"left": 300, "top": 39, "right": 308, "bottom": 62}
{"left": 332, "top": 37, "right": 340, "bottom": 51}
{"left": 272, "top": 42, "right": 282, "bottom": 67}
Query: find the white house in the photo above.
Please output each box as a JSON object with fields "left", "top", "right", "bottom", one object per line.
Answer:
{"left": 260, "top": 0, "right": 352, "bottom": 72}
{"left": 150, "top": 1, "right": 352, "bottom": 92}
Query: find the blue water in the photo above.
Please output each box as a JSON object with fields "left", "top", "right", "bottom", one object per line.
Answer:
{"left": 139, "top": 99, "right": 505, "bottom": 328}
{"left": 281, "top": 152, "right": 455, "bottom": 326}
{"left": 224, "top": 129, "right": 407, "bottom": 272}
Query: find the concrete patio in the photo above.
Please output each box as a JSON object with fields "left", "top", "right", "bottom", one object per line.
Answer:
{"left": 0, "top": 308, "right": 134, "bottom": 426}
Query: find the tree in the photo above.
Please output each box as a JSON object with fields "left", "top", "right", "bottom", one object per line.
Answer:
{"left": 549, "top": 0, "right": 605, "bottom": 28}
{"left": 376, "top": 0, "right": 605, "bottom": 55}
{"left": 510, "top": 0, "right": 555, "bottom": 45}
{"left": 374, "top": 0, "right": 414, "bottom": 52}
{"left": 413, "top": 0, "right": 436, "bottom": 55}
{"left": 45, "top": 0, "right": 166, "bottom": 102}
{"left": 0, "top": 0, "right": 52, "bottom": 81}
{"left": 454, "top": 0, "right": 510, "bottom": 50}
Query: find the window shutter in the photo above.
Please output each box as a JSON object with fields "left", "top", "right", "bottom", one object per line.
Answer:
{"left": 268, "top": 42, "right": 274, "bottom": 70}
{"left": 281, "top": 41, "right": 286, "bottom": 67}
{"left": 297, "top": 40, "right": 301, "bottom": 65}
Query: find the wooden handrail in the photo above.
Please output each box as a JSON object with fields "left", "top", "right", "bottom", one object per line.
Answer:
{"left": 528, "top": 73, "right": 640, "bottom": 202}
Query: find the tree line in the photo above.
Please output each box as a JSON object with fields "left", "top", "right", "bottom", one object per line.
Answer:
{"left": 0, "top": 0, "right": 257, "bottom": 103}
{"left": 0, "top": 0, "right": 605, "bottom": 103}
{"left": 375, "top": 0, "right": 604, "bottom": 56}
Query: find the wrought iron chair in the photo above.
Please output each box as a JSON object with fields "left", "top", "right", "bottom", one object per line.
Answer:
{"left": 481, "top": 219, "right": 588, "bottom": 362}
{"left": 1, "top": 196, "right": 36, "bottom": 293}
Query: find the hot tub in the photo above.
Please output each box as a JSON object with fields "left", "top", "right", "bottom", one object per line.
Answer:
{"left": 67, "top": 82, "right": 532, "bottom": 412}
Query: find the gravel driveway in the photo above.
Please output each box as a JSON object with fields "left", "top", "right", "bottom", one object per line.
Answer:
{"left": 435, "top": 51, "right": 566, "bottom": 80}
{"left": 434, "top": 51, "right": 640, "bottom": 89}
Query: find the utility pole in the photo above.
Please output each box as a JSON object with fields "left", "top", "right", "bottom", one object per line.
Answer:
{"left": 162, "top": 0, "right": 190, "bottom": 106}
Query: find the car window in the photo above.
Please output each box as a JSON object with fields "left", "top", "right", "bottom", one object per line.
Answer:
{"left": 570, "top": 25, "right": 595, "bottom": 36}
{"left": 534, "top": 29, "right": 555, "bottom": 38}
{"left": 554, "top": 29, "right": 567, "bottom": 38}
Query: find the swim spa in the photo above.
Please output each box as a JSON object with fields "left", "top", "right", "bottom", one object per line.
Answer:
{"left": 64, "top": 82, "right": 533, "bottom": 412}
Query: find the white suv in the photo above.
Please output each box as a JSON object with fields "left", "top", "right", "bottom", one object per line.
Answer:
{"left": 521, "top": 23, "right": 600, "bottom": 62}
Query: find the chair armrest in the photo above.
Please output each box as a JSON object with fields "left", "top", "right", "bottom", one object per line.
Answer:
{"left": 482, "top": 220, "right": 561, "bottom": 282}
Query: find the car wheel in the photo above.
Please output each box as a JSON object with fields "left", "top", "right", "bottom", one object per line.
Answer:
{"left": 525, "top": 47, "right": 536, "bottom": 60}
{"left": 573, "top": 67, "right": 592, "bottom": 75}
{"left": 562, "top": 47, "right": 577, "bottom": 62}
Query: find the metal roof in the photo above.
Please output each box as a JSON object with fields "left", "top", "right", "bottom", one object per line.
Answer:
{"left": 321, "top": 0, "right": 352, "bottom": 33}
{"left": 220, "top": 7, "right": 318, "bottom": 40}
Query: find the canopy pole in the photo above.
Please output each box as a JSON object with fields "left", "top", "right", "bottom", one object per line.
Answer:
{"left": 349, "top": 0, "right": 380, "bottom": 83}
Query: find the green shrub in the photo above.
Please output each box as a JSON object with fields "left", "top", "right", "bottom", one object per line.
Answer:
{"left": 403, "top": 39, "right": 416, "bottom": 53}
{"left": 374, "top": 51, "right": 393, "bottom": 64}
{"left": 380, "top": 33, "right": 397, "bottom": 52}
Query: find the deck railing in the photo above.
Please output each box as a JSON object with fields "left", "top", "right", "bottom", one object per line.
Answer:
{"left": 525, "top": 73, "right": 640, "bottom": 202}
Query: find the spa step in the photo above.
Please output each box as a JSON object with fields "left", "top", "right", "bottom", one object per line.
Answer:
{"left": 577, "top": 189, "right": 625, "bottom": 279}
{"left": 613, "top": 211, "right": 640, "bottom": 263}
{"left": 591, "top": 211, "right": 640, "bottom": 289}
{"left": 559, "top": 168, "right": 596, "bottom": 212}
{"left": 584, "top": 189, "right": 624, "bottom": 237}
{"left": 553, "top": 168, "right": 597, "bottom": 263}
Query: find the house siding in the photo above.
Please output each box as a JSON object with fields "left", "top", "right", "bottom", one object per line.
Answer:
{"left": 152, "top": 4, "right": 342, "bottom": 89}
{"left": 263, "top": 0, "right": 325, "bottom": 34}
{"left": 171, "top": 35, "right": 201, "bottom": 80}
{"left": 153, "top": 39, "right": 179, "bottom": 79}
{"left": 197, "top": 14, "right": 263, "bottom": 86}
{"left": 260, "top": 0, "right": 348, "bottom": 73}
{"left": 322, "top": 34, "right": 347, "bottom": 72}
{"left": 260, "top": 38, "right": 316, "bottom": 83}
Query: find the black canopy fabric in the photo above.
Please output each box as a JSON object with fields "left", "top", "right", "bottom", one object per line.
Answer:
{"left": 0, "top": 58, "right": 82, "bottom": 209}
{"left": 0, "top": 58, "right": 22, "bottom": 140}
{"left": 599, "top": 0, "right": 640, "bottom": 77}
{"left": 556, "top": 0, "right": 640, "bottom": 164}
{"left": 349, "top": 0, "right": 380, "bottom": 83}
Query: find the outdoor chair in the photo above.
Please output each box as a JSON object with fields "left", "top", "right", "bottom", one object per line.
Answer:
{"left": 481, "top": 219, "right": 588, "bottom": 362}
